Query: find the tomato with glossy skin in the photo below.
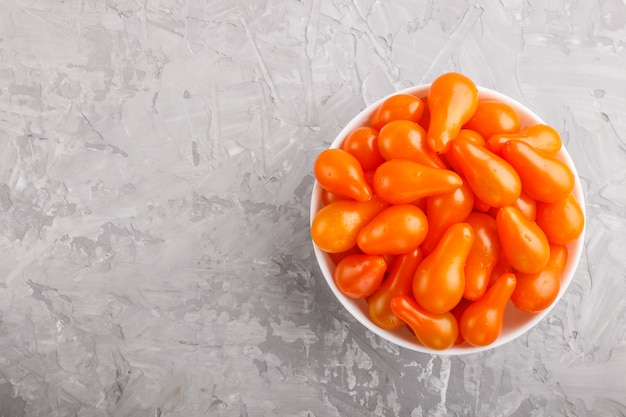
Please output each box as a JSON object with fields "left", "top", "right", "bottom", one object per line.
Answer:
{"left": 427, "top": 72, "right": 479, "bottom": 154}
{"left": 488, "top": 124, "right": 562, "bottom": 155}
{"left": 373, "top": 159, "right": 463, "bottom": 204}
{"left": 371, "top": 94, "right": 425, "bottom": 130}
{"left": 328, "top": 245, "right": 362, "bottom": 266}
{"left": 535, "top": 194, "right": 584, "bottom": 245}
{"left": 368, "top": 249, "right": 423, "bottom": 330}
{"left": 445, "top": 129, "right": 486, "bottom": 174}
{"left": 421, "top": 181, "right": 475, "bottom": 255}
{"left": 511, "top": 244, "right": 567, "bottom": 313}
{"left": 463, "top": 100, "right": 521, "bottom": 139}
{"left": 501, "top": 140, "right": 574, "bottom": 203}
{"left": 377, "top": 120, "right": 446, "bottom": 168}
{"left": 450, "top": 137, "right": 521, "bottom": 207}
{"left": 314, "top": 149, "right": 372, "bottom": 201}
{"left": 460, "top": 273, "right": 516, "bottom": 347}
{"left": 488, "top": 191, "right": 537, "bottom": 221}
{"left": 341, "top": 127, "right": 385, "bottom": 171}
{"left": 334, "top": 254, "right": 387, "bottom": 298}
{"left": 496, "top": 205, "right": 550, "bottom": 274}
{"left": 311, "top": 197, "right": 388, "bottom": 253}
{"left": 390, "top": 295, "right": 459, "bottom": 350}
{"left": 464, "top": 212, "right": 501, "bottom": 300}
{"left": 413, "top": 223, "right": 474, "bottom": 314}
{"left": 357, "top": 204, "right": 429, "bottom": 255}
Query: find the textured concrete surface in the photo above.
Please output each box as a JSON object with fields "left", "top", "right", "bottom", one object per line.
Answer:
{"left": 0, "top": 0, "right": 625, "bottom": 416}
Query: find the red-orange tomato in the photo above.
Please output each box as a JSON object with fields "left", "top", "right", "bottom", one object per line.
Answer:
{"left": 450, "top": 298, "right": 472, "bottom": 345}
{"left": 464, "top": 212, "right": 501, "bottom": 301}
{"left": 314, "top": 149, "right": 372, "bottom": 201}
{"left": 511, "top": 244, "right": 567, "bottom": 313}
{"left": 377, "top": 120, "right": 446, "bottom": 168}
{"left": 450, "top": 137, "right": 521, "bottom": 208}
{"left": 311, "top": 197, "right": 388, "bottom": 253}
{"left": 341, "top": 127, "right": 385, "bottom": 171}
{"left": 460, "top": 273, "right": 517, "bottom": 347}
{"left": 413, "top": 223, "right": 474, "bottom": 314}
{"left": 496, "top": 205, "right": 550, "bottom": 274}
{"left": 501, "top": 140, "right": 574, "bottom": 203}
{"left": 373, "top": 159, "right": 463, "bottom": 204}
{"left": 463, "top": 100, "right": 521, "bottom": 139}
{"left": 427, "top": 72, "right": 479, "bottom": 154}
{"left": 488, "top": 124, "right": 562, "bottom": 156}
{"left": 488, "top": 247, "right": 513, "bottom": 288}
{"left": 357, "top": 204, "right": 429, "bottom": 255}
{"left": 371, "top": 94, "right": 425, "bottom": 130}
{"left": 368, "top": 249, "right": 423, "bottom": 330}
{"left": 328, "top": 245, "right": 363, "bottom": 266}
{"left": 390, "top": 295, "right": 459, "bottom": 350}
{"left": 535, "top": 194, "right": 585, "bottom": 245}
{"left": 421, "top": 181, "right": 475, "bottom": 255}
{"left": 334, "top": 254, "right": 387, "bottom": 299}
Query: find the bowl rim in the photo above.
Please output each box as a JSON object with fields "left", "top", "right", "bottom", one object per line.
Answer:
{"left": 310, "top": 83, "right": 586, "bottom": 355}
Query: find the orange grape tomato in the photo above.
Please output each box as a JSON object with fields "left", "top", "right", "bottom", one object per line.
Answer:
{"left": 421, "top": 181, "right": 475, "bottom": 255}
{"left": 314, "top": 149, "right": 372, "bottom": 202}
{"left": 371, "top": 94, "right": 425, "bottom": 130}
{"left": 535, "top": 194, "right": 585, "bottom": 245}
{"left": 390, "top": 295, "right": 459, "bottom": 351}
{"left": 334, "top": 254, "right": 387, "bottom": 299}
{"left": 373, "top": 159, "right": 463, "bottom": 204}
{"left": 413, "top": 223, "right": 474, "bottom": 314}
{"left": 446, "top": 129, "right": 486, "bottom": 174}
{"left": 340, "top": 126, "right": 385, "bottom": 171}
{"left": 450, "top": 137, "right": 521, "bottom": 207}
{"left": 427, "top": 72, "right": 479, "bottom": 154}
{"left": 368, "top": 248, "right": 424, "bottom": 330}
{"left": 460, "top": 273, "right": 517, "bottom": 347}
{"left": 463, "top": 212, "right": 501, "bottom": 301}
{"left": 488, "top": 124, "right": 562, "bottom": 155}
{"left": 511, "top": 244, "right": 568, "bottom": 313}
{"left": 357, "top": 204, "right": 429, "bottom": 255}
{"left": 377, "top": 120, "right": 446, "bottom": 168}
{"left": 311, "top": 197, "right": 388, "bottom": 253}
{"left": 496, "top": 205, "right": 550, "bottom": 274}
{"left": 501, "top": 140, "right": 574, "bottom": 203}
{"left": 463, "top": 100, "right": 521, "bottom": 139}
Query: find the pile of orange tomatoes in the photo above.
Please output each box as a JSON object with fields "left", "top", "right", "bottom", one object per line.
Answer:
{"left": 311, "top": 72, "right": 585, "bottom": 350}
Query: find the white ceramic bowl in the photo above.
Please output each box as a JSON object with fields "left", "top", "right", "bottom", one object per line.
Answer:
{"left": 310, "top": 84, "right": 585, "bottom": 355}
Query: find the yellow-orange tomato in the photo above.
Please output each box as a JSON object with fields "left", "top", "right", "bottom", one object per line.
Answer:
{"left": 373, "top": 159, "right": 463, "bottom": 204}
{"left": 377, "top": 120, "right": 446, "bottom": 168}
{"left": 341, "top": 127, "right": 385, "bottom": 171}
{"left": 390, "top": 295, "right": 459, "bottom": 351}
{"left": 311, "top": 197, "right": 388, "bottom": 253}
{"left": 488, "top": 124, "right": 562, "bottom": 155}
{"left": 357, "top": 204, "right": 428, "bottom": 255}
{"left": 496, "top": 205, "right": 550, "bottom": 274}
{"left": 371, "top": 94, "right": 425, "bottom": 130}
{"left": 314, "top": 149, "right": 372, "bottom": 201}
{"left": 450, "top": 137, "right": 521, "bottom": 208}
{"left": 501, "top": 140, "right": 574, "bottom": 203}
{"left": 463, "top": 100, "right": 521, "bottom": 139}
{"left": 464, "top": 212, "right": 501, "bottom": 301}
{"left": 535, "top": 194, "right": 585, "bottom": 245}
{"left": 460, "top": 273, "right": 517, "bottom": 347}
{"left": 427, "top": 72, "right": 479, "bottom": 154}
{"left": 511, "top": 244, "right": 568, "bottom": 313}
{"left": 413, "top": 223, "right": 474, "bottom": 314}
